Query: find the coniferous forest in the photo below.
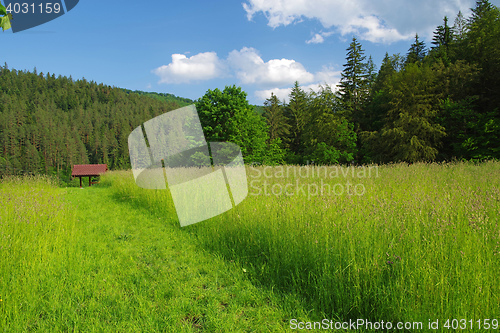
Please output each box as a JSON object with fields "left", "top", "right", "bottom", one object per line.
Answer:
{"left": 1, "top": 0, "right": 499, "bottom": 179}
{"left": 0, "top": 69, "right": 192, "bottom": 178}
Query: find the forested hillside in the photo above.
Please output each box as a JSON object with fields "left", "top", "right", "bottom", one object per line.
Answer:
{"left": 0, "top": 68, "right": 186, "bottom": 178}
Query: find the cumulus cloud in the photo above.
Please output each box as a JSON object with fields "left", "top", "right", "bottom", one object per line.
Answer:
{"left": 255, "top": 66, "right": 342, "bottom": 103}
{"left": 227, "top": 47, "right": 315, "bottom": 86}
{"left": 153, "top": 52, "right": 226, "bottom": 84}
{"left": 306, "top": 33, "right": 325, "bottom": 44}
{"left": 154, "top": 48, "right": 316, "bottom": 87}
{"left": 255, "top": 82, "right": 339, "bottom": 104}
{"left": 314, "top": 66, "right": 341, "bottom": 85}
{"left": 243, "top": 0, "right": 475, "bottom": 43}
{"left": 153, "top": 47, "right": 342, "bottom": 103}
{"left": 255, "top": 87, "right": 292, "bottom": 102}
{"left": 306, "top": 31, "right": 334, "bottom": 44}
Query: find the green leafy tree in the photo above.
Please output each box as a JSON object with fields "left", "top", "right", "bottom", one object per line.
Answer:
{"left": 196, "top": 85, "right": 279, "bottom": 164}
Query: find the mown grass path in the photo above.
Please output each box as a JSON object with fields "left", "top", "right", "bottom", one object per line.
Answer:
{"left": 64, "top": 186, "right": 306, "bottom": 332}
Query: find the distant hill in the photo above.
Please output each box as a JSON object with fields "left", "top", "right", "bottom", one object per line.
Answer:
{"left": 0, "top": 66, "right": 185, "bottom": 177}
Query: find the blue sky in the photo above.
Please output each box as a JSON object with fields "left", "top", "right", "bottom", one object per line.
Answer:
{"left": 2, "top": 0, "right": 499, "bottom": 105}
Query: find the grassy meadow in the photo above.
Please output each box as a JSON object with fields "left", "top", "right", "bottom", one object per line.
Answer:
{"left": 1, "top": 161, "right": 499, "bottom": 331}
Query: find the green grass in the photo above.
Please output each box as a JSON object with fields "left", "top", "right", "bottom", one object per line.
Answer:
{"left": 103, "top": 161, "right": 500, "bottom": 331}
{"left": 0, "top": 175, "right": 313, "bottom": 332}
{"left": 1, "top": 162, "right": 499, "bottom": 332}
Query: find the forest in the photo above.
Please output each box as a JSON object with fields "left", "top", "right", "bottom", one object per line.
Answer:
{"left": 0, "top": 70, "right": 190, "bottom": 178}
{"left": 260, "top": 0, "right": 500, "bottom": 165}
{"left": 0, "top": 0, "right": 499, "bottom": 178}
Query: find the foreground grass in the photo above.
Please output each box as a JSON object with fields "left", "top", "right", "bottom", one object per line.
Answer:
{"left": 105, "top": 161, "right": 500, "bottom": 331}
{"left": 2, "top": 161, "right": 499, "bottom": 332}
{"left": 0, "top": 175, "right": 313, "bottom": 332}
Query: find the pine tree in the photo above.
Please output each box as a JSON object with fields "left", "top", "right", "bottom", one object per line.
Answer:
{"left": 263, "top": 93, "right": 290, "bottom": 145}
{"left": 372, "top": 53, "right": 397, "bottom": 93}
{"left": 338, "top": 37, "right": 369, "bottom": 124}
{"left": 470, "top": 0, "right": 493, "bottom": 22}
{"left": 405, "top": 34, "right": 427, "bottom": 65}
{"left": 432, "top": 17, "right": 453, "bottom": 49}
{"left": 453, "top": 11, "right": 468, "bottom": 41}
{"left": 430, "top": 17, "right": 454, "bottom": 64}
{"left": 461, "top": 0, "right": 500, "bottom": 159}
{"left": 304, "top": 85, "right": 356, "bottom": 164}
{"left": 284, "top": 81, "right": 309, "bottom": 159}
{"left": 366, "top": 55, "right": 377, "bottom": 90}
{"left": 380, "top": 63, "right": 446, "bottom": 162}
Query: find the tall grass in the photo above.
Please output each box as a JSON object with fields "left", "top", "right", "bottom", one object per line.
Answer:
{"left": 105, "top": 161, "right": 500, "bottom": 326}
{"left": 2, "top": 173, "right": 311, "bottom": 332}
{"left": 0, "top": 175, "right": 78, "bottom": 330}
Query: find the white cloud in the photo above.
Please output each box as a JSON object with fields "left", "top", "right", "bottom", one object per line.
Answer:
{"left": 255, "top": 87, "right": 292, "bottom": 102}
{"left": 153, "top": 48, "right": 314, "bottom": 87}
{"left": 255, "top": 82, "right": 339, "bottom": 104}
{"left": 306, "top": 33, "right": 325, "bottom": 44}
{"left": 341, "top": 15, "right": 410, "bottom": 43}
{"left": 153, "top": 52, "right": 226, "bottom": 84}
{"left": 314, "top": 66, "right": 341, "bottom": 86}
{"left": 255, "top": 66, "right": 341, "bottom": 103}
{"left": 243, "top": 0, "right": 475, "bottom": 43}
{"left": 306, "top": 31, "right": 334, "bottom": 44}
{"left": 227, "top": 47, "right": 315, "bottom": 86}
{"left": 153, "top": 47, "right": 342, "bottom": 104}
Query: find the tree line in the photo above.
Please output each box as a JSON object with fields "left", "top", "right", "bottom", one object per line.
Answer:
{"left": 0, "top": 0, "right": 499, "bottom": 179}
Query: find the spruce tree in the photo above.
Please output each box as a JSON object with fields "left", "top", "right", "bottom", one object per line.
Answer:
{"left": 430, "top": 17, "right": 454, "bottom": 64}
{"left": 453, "top": 11, "right": 468, "bottom": 41}
{"left": 405, "top": 34, "right": 427, "bottom": 65}
{"left": 380, "top": 63, "right": 446, "bottom": 162}
{"left": 470, "top": 0, "right": 494, "bottom": 22}
{"left": 263, "top": 93, "right": 290, "bottom": 145}
{"left": 432, "top": 17, "right": 453, "bottom": 49}
{"left": 284, "top": 81, "right": 309, "bottom": 159}
{"left": 304, "top": 85, "right": 356, "bottom": 164}
{"left": 338, "top": 37, "right": 369, "bottom": 125}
